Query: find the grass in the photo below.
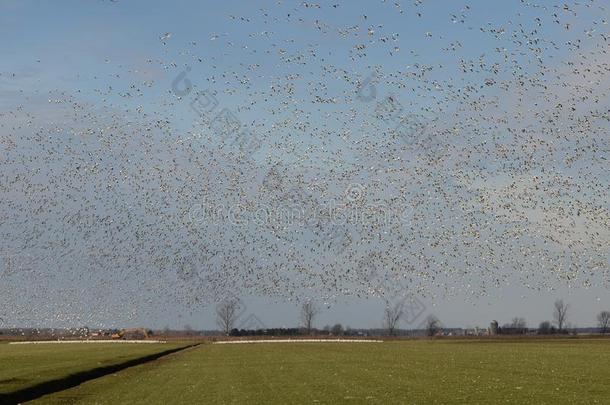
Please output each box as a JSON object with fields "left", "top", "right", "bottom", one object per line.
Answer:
{"left": 0, "top": 342, "right": 185, "bottom": 396}
{"left": 30, "top": 338, "right": 610, "bottom": 404}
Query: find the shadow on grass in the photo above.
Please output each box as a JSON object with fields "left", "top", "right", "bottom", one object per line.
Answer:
{"left": 0, "top": 344, "right": 199, "bottom": 404}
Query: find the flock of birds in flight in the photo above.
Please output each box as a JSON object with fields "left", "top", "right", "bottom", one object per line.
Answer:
{"left": 0, "top": 0, "right": 608, "bottom": 325}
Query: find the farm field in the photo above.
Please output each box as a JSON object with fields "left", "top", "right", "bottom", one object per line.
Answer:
{"left": 0, "top": 342, "right": 187, "bottom": 399}
{"left": 26, "top": 339, "right": 610, "bottom": 405}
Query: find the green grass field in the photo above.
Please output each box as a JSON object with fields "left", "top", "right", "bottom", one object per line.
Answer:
{"left": 0, "top": 342, "right": 185, "bottom": 396}
{"left": 15, "top": 339, "right": 609, "bottom": 405}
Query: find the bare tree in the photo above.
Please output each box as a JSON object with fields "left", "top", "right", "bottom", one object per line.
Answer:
{"left": 553, "top": 299, "right": 569, "bottom": 332}
{"left": 300, "top": 300, "right": 319, "bottom": 335}
{"left": 331, "top": 323, "right": 344, "bottom": 336}
{"left": 383, "top": 302, "right": 403, "bottom": 336}
{"left": 425, "top": 315, "right": 441, "bottom": 337}
{"left": 598, "top": 311, "right": 610, "bottom": 335}
{"left": 538, "top": 321, "right": 555, "bottom": 335}
{"left": 216, "top": 299, "right": 239, "bottom": 335}
{"left": 511, "top": 317, "right": 527, "bottom": 328}
{"left": 510, "top": 317, "right": 528, "bottom": 334}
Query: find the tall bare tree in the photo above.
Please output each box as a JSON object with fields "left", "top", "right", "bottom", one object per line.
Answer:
{"left": 216, "top": 299, "right": 239, "bottom": 335}
{"left": 300, "top": 300, "right": 319, "bottom": 335}
{"left": 553, "top": 299, "right": 569, "bottom": 331}
{"left": 598, "top": 311, "right": 610, "bottom": 335}
{"left": 425, "top": 315, "right": 441, "bottom": 337}
{"left": 383, "top": 302, "right": 403, "bottom": 336}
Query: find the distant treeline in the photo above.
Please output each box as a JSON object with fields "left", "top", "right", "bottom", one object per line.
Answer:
{"left": 229, "top": 328, "right": 302, "bottom": 336}
{"left": 0, "top": 326, "right": 605, "bottom": 339}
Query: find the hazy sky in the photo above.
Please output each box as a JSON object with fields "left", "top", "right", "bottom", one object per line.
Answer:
{"left": 0, "top": 0, "right": 608, "bottom": 331}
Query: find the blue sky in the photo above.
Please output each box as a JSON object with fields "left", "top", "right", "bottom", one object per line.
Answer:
{"left": 0, "top": 0, "right": 608, "bottom": 330}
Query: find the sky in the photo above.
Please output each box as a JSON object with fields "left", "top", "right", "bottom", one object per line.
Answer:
{"left": 0, "top": 0, "right": 609, "bottom": 331}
